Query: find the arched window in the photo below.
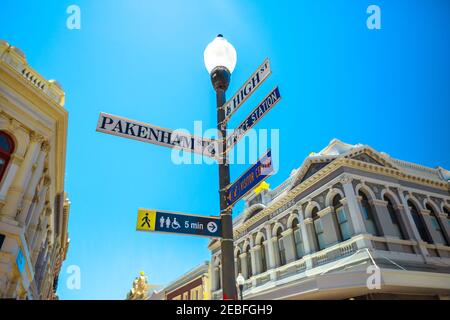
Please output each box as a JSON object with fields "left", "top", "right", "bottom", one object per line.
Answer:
{"left": 444, "top": 207, "right": 450, "bottom": 227}
{"left": 426, "top": 204, "right": 448, "bottom": 246}
{"left": 359, "top": 191, "right": 380, "bottom": 236}
{"left": 384, "top": 195, "right": 406, "bottom": 240}
{"left": 312, "top": 207, "right": 326, "bottom": 250}
{"left": 235, "top": 249, "right": 241, "bottom": 277}
{"left": 276, "top": 228, "right": 286, "bottom": 266}
{"left": 333, "top": 195, "right": 351, "bottom": 241}
{"left": 408, "top": 200, "right": 431, "bottom": 243}
{"left": 292, "top": 219, "right": 304, "bottom": 259}
{"left": 0, "top": 131, "right": 15, "bottom": 183}
{"left": 258, "top": 237, "right": 267, "bottom": 273}
{"left": 245, "top": 245, "right": 252, "bottom": 278}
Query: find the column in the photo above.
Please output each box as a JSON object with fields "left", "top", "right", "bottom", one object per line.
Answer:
{"left": 252, "top": 245, "right": 263, "bottom": 274}
{"left": 437, "top": 212, "right": 450, "bottom": 245}
{"left": 281, "top": 229, "right": 296, "bottom": 263}
{"left": 263, "top": 225, "right": 276, "bottom": 269}
{"left": 298, "top": 207, "right": 312, "bottom": 255}
{"left": 239, "top": 253, "right": 248, "bottom": 279}
{"left": 249, "top": 247, "right": 257, "bottom": 276}
{"left": 398, "top": 190, "right": 428, "bottom": 257}
{"left": 370, "top": 199, "right": 398, "bottom": 237}
{"left": 420, "top": 210, "right": 444, "bottom": 245}
{"left": 340, "top": 175, "right": 366, "bottom": 235}
{"left": 2, "top": 132, "right": 42, "bottom": 219}
{"left": 0, "top": 155, "right": 22, "bottom": 202}
{"left": 17, "top": 141, "right": 49, "bottom": 225}
{"left": 26, "top": 177, "right": 50, "bottom": 242}
{"left": 318, "top": 207, "right": 340, "bottom": 246}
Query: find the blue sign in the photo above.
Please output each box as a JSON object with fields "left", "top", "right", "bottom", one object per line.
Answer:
{"left": 226, "top": 150, "right": 274, "bottom": 208}
{"left": 226, "top": 87, "right": 281, "bottom": 151}
{"left": 16, "top": 248, "right": 25, "bottom": 274}
{"left": 137, "top": 209, "right": 222, "bottom": 238}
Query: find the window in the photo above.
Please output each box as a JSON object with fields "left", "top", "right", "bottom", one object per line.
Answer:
{"left": 444, "top": 207, "right": 450, "bottom": 227}
{"left": 312, "top": 208, "right": 326, "bottom": 250}
{"left": 426, "top": 204, "right": 448, "bottom": 246}
{"left": 384, "top": 196, "right": 406, "bottom": 239}
{"left": 245, "top": 245, "right": 252, "bottom": 278}
{"left": 292, "top": 219, "right": 304, "bottom": 259}
{"left": 276, "top": 228, "right": 286, "bottom": 266}
{"left": 408, "top": 200, "right": 431, "bottom": 243}
{"left": 236, "top": 249, "right": 241, "bottom": 277}
{"left": 359, "top": 191, "right": 380, "bottom": 236}
{"left": 0, "top": 131, "right": 14, "bottom": 183}
{"left": 260, "top": 239, "right": 267, "bottom": 273}
{"left": 333, "top": 195, "right": 352, "bottom": 241}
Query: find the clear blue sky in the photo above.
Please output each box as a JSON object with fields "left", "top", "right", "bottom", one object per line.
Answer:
{"left": 1, "top": 0, "right": 449, "bottom": 299}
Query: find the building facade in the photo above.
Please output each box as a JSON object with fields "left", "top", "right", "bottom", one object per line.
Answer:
{"left": 0, "top": 40, "right": 70, "bottom": 299}
{"left": 209, "top": 139, "right": 450, "bottom": 300}
{"left": 161, "top": 261, "right": 211, "bottom": 300}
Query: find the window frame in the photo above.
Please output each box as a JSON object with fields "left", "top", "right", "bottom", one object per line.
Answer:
{"left": 0, "top": 131, "right": 15, "bottom": 183}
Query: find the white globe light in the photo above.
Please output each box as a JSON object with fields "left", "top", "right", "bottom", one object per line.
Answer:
{"left": 204, "top": 34, "right": 237, "bottom": 74}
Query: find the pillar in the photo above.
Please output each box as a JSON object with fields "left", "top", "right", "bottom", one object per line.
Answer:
{"left": 281, "top": 229, "right": 296, "bottom": 263}
{"left": 2, "top": 132, "right": 42, "bottom": 219}
{"left": 340, "top": 175, "right": 366, "bottom": 235}
{"left": 17, "top": 141, "right": 49, "bottom": 225}
{"left": 263, "top": 225, "right": 276, "bottom": 269}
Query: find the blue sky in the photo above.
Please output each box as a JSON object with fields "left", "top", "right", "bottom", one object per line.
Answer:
{"left": 1, "top": 0, "right": 449, "bottom": 299}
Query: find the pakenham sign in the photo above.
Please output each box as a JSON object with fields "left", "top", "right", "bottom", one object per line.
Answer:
{"left": 96, "top": 113, "right": 218, "bottom": 159}
{"left": 226, "top": 86, "right": 281, "bottom": 152}
{"left": 223, "top": 58, "right": 271, "bottom": 124}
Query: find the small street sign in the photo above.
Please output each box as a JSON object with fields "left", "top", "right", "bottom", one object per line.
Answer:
{"left": 136, "top": 209, "right": 222, "bottom": 238}
{"left": 226, "top": 149, "right": 274, "bottom": 208}
{"left": 223, "top": 58, "right": 271, "bottom": 124}
{"left": 226, "top": 86, "right": 281, "bottom": 152}
{"left": 96, "top": 112, "right": 218, "bottom": 159}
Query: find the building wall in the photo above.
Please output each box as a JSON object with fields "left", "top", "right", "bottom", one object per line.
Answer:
{"left": 163, "top": 262, "right": 211, "bottom": 300}
{"left": 209, "top": 143, "right": 450, "bottom": 300}
{"left": 0, "top": 40, "right": 70, "bottom": 299}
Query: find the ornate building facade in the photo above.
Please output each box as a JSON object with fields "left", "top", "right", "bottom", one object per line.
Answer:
{"left": 0, "top": 40, "right": 70, "bottom": 299}
{"left": 209, "top": 139, "right": 450, "bottom": 299}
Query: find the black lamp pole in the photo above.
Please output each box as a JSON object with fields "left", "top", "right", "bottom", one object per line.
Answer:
{"left": 239, "top": 284, "right": 244, "bottom": 300}
{"left": 210, "top": 65, "right": 237, "bottom": 300}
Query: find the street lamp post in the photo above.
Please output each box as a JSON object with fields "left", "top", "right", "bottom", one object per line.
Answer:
{"left": 236, "top": 273, "right": 245, "bottom": 300}
{"left": 204, "top": 34, "right": 237, "bottom": 300}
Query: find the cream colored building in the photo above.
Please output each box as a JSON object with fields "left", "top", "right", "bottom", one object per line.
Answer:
{"left": 0, "top": 40, "right": 70, "bottom": 299}
{"left": 209, "top": 139, "right": 450, "bottom": 300}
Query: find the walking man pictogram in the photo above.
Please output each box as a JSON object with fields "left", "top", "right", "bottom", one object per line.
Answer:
{"left": 141, "top": 213, "right": 151, "bottom": 228}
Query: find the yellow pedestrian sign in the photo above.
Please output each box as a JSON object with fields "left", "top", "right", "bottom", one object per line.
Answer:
{"left": 136, "top": 209, "right": 156, "bottom": 231}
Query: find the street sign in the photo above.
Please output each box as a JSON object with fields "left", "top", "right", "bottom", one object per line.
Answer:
{"left": 136, "top": 208, "right": 222, "bottom": 238}
{"left": 226, "top": 149, "right": 274, "bottom": 208}
{"left": 223, "top": 58, "right": 271, "bottom": 124}
{"left": 96, "top": 113, "right": 218, "bottom": 159}
{"left": 226, "top": 86, "right": 281, "bottom": 152}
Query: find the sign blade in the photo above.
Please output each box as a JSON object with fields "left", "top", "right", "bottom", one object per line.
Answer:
{"left": 136, "top": 209, "right": 222, "bottom": 239}
{"left": 226, "top": 149, "right": 274, "bottom": 208}
{"left": 226, "top": 86, "right": 281, "bottom": 152}
{"left": 96, "top": 112, "right": 218, "bottom": 159}
{"left": 223, "top": 58, "right": 271, "bottom": 124}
